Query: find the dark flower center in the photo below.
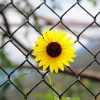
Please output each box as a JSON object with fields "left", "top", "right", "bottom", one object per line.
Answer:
{"left": 46, "top": 42, "right": 62, "bottom": 57}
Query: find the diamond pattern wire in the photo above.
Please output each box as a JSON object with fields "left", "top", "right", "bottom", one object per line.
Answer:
{"left": 0, "top": 0, "right": 100, "bottom": 100}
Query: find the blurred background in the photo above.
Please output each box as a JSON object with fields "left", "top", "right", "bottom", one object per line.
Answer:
{"left": 0, "top": 0, "right": 100, "bottom": 100}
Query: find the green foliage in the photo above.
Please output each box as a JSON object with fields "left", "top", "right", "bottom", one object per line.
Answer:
{"left": 0, "top": 32, "right": 12, "bottom": 68}
{"left": 0, "top": 0, "right": 99, "bottom": 100}
{"left": 33, "top": 74, "right": 80, "bottom": 100}
{"left": 12, "top": 70, "right": 35, "bottom": 93}
{"left": 0, "top": 82, "right": 10, "bottom": 100}
{"left": 33, "top": 14, "right": 42, "bottom": 32}
{"left": 0, "top": 31, "right": 13, "bottom": 68}
{"left": 69, "top": 97, "right": 80, "bottom": 100}
{"left": 62, "top": 97, "right": 80, "bottom": 100}
{"left": 0, "top": 49, "right": 14, "bottom": 68}
{"left": 79, "top": 0, "right": 97, "bottom": 6}
{"left": 33, "top": 93, "right": 80, "bottom": 100}
{"left": 0, "top": 32, "right": 4, "bottom": 35}
{"left": 13, "top": 71, "right": 33, "bottom": 80}
{"left": 88, "top": 0, "right": 97, "bottom": 6}
{"left": 33, "top": 93, "right": 55, "bottom": 100}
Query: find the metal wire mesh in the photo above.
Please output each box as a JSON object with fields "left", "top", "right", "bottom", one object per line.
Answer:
{"left": 0, "top": 0, "right": 100, "bottom": 100}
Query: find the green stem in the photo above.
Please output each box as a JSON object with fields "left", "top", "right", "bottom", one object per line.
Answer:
{"left": 46, "top": 74, "right": 55, "bottom": 100}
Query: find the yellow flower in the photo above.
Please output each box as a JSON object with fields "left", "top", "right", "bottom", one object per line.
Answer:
{"left": 32, "top": 30, "right": 76, "bottom": 73}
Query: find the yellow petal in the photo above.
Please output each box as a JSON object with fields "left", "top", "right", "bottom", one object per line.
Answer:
{"left": 50, "top": 63, "right": 54, "bottom": 73}
{"left": 55, "top": 66, "right": 58, "bottom": 73}
{"left": 39, "top": 61, "right": 45, "bottom": 66}
{"left": 43, "top": 63, "right": 49, "bottom": 70}
{"left": 34, "top": 56, "right": 41, "bottom": 61}
{"left": 59, "top": 64, "right": 64, "bottom": 71}
{"left": 63, "top": 61, "right": 70, "bottom": 66}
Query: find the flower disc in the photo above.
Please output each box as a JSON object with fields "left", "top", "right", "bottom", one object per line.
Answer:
{"left": 32, "top": 30, "right": 76, "bottom": 73}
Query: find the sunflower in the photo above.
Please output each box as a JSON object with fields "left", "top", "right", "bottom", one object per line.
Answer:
{"left": 32, "top": 30, "right": 76, "bottom": 73}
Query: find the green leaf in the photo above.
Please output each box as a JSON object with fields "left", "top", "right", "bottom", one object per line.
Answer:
{"left": 62, "top": 97, "right": 70, "bottom": 100}
{"left": 13, "top": 71, "right": 32, "bottom": 80}
{"left": 33, "top": 92, "right": 81, "bottom": 100}
{"left": 12, "top": 70, "right": 37, "bottom": 94}
{"left": 70, "top": 97, "right": 81, "bottom": 100}
{"left": 33, "top": 93, "right": 54, "bottom": 100}
{"left": 12, "top": 71, "right": 33, "bottom": 94}
{"left": 0, "top": 49, "right": 14, "bottom": 68}
{"left": 62, "top": 97, "right": 81, "bottom": 100}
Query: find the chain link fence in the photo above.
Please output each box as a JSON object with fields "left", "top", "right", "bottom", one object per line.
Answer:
{"left": 0, "top": 0, "right": 100, "bottom": 100}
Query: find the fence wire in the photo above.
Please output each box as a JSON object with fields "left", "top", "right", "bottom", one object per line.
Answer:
{"left": 0, "top": 0, "right": 100, "bottom": 100}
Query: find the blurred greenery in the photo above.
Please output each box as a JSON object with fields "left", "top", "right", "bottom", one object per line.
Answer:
{"left": 78, "top": 0, "right": 97, "bottom": 6}
{"left": 88, "top": 0, "right": 97, "bottom": 6}
{"left": 33, "top": 93, "right": 80, "bottom": 100}
{"left": 0, "top": 0, "right": 100, "bottom": 100}
{"left": 33, "top": 14, "right": 42, "bottom": 32}
{"left": 32, "top": 73, "right": 81, "bottom": 100}
{"left": 0, "top": 49, "right": 14, "bottom": 68}
{"left": 0, "top": 82, "right": 10, "bottom": 100}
